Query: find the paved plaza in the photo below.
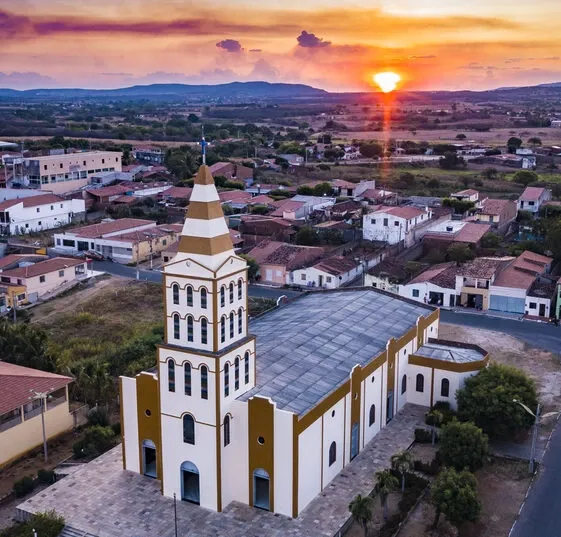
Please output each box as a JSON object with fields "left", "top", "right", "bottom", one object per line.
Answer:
{"left": 17, "top": 405, "right": 425, "bottom": 537}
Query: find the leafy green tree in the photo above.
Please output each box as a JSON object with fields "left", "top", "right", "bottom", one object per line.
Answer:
{"left": 69, "top": 360, "right": 114, "bottom": 406}
{"left": 439, "top": 420, "right": 489, "bottom": 471}
{"left": 447, "top": 243, "right": 475, "bottom": 264}
{"left": 375, "top": 469, "right": 399, "bottom": 521}
{"left": 348, "top": 494, "right": 373, "bottom": 537}
{"left": 482, "top": 167, "right": 498, "bottom": 180}
{"left": 480, "top": 232, "right": 501, "bottom": 250}
{"left": 442, "top": 198, "right": 475, "bottom": 214}
{"left": 187, "top": 113, "right": 200, "bottom": 122}
{"left": 390, "top": 451, "right": 413, "bottom": 492}
{"left": 545, "top": 222, "right": 561, "bottom": 261}
{"left": 6, "top": 511, "right": 65, "bottom": 537}
{"left": 295, "top": 226, "right": 320, "bottom": 246}
{"left": 296, "top": 186, "right": 314, "bottom": 195}
{"left": 165, "top": 146, "right": 199, "bottom": 179}
{"left": 528, "top": 137, "right": 542, "bottom": 146}
{"left": 240, "top": 255, "right": 259, "bottom": 281}
{"left": 456, "top": 133, "right": 467, "bottom": 140}
{"left": 513, "top": 170, "right": 538, "bottom": 186}
{"left": 507, "top": 137, "right": 523, "bottom": 152}
{"left": 359, "top": 143, "right": 383, "bottom": 159}
{"left": 426, "top": 409, "right": 443, "bottom": 445}
{"left": 457, "top": 363, "right": 538, "bottom": 438}
{"left": 431, "top": 468, "right": 481, "bottom": 529}
{"left": 313, "top": 182, "right": 334, "bottom": 196}
{"left": 439, "top": 152, "right": 466, "bottom": 170}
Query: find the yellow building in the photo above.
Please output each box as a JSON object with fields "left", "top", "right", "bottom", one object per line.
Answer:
{"left": 0, "top": 362, "right": 74, "bottom": 467}
{"left": 0, "top": 283, "right": 27, "bottom": 314}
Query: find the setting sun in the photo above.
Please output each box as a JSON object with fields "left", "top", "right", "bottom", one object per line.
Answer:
{"left": 373, "top": 72, "right": 401, "bottom": 93}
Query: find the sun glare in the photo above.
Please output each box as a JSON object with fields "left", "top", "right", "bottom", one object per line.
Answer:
{"left": 373, "top": 72, "right": 401, "bottom": 93}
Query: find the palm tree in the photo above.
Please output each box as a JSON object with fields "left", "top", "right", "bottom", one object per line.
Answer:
{"left": 349, "top": 494, "right": 373, "bottom": 537}
{"left": 375, "top": 469, "right": 399, "bottom": 521}
{"left": 390, "top": 451, "right": 413, "bottom": 493}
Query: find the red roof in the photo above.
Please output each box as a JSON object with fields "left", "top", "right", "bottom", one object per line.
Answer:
{"left": 493, "top": 251, "right": 552, "bottom": 290}
{"left": 69, "top": 218, "right": 155, "bottom": 238}
{"left": 0, "top": 194, "right": 64, "bottom": 211}
{"left": 480, "top": 198, "right": 516, "bottom": 216}
{"left": 85, "top": 185, "right": 132, "bottom": 198}
{"left": 219, "top": 190, "right": 253, "bottom": 203}
{"left": 408, "top": 263, "right": 457, "bottom": 289}
{"left": 0, "top": 254, "right": 47, "bottom": 270}
{"left": 160, "top": 186, "right": 192, "bottom": 200}
{"left": 249, "top": 195, "right": 274, "bottom": 205}
{"left": 270, "top": 201, "right": 306, "bottom": 217}
{"left": 0, "top": 362, "right": 73, "bottom": 414}
{"left": 313, "top": 256, "right": 359, "bottom": 276}
{"left": 1, "top": 257, "right": 84, "bottom": 279}
{"left": 519, "top": 187, "right": 548, "bottom": 202}
{"left": 374, "top": 205, "right": 427, "bottom": 220}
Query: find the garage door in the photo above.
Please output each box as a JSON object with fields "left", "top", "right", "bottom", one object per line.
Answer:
{"left": 489, "top": 295, "right": 526, "bottom": 314}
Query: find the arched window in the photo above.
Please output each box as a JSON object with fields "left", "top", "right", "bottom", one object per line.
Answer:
{"left": 187, "top": 315, "right": 194, "bottom": 342}
{"left": 416, "top": 374, "right": 425, "bottom": 393}
{"left": 238, "top": 279, "right": 243, "bottom": 300}
{"left": 369, "top": 404, "right": 376, "bottom": 426}
{"left": 244, "top": 351, "right": 250, "bottom": 384}
{"left": 200, "top": 288, "right": 207, "bottom": 309}
{"left": 200, "top": 365, "right": 208, "bottom": 399}
{"left": 220, "top": 286, "right": 225, "bottom": 307}
{"left": 441, "top": 378, "right": 450, "bottom": 397}
{"left": 186, "top": 285, "right": 193, "bottom": 307}
{"left": 229, "top": 282, "right": 234, "bottom": 304}
{"left": 183, "top": 415, "right": 195, "bottom": 444}
{"left": 168, "top": 359, "right": 175, "bottom": 392}
{"left": 184, "top": 363, "right": 191, "bottom": 396}
{"left": 220, "top": 316, "right": 226, "bottom": 343}
{"left": 173, "top": 313, "right": 180, "bottom": 340}
{"left": 172, "top": 284, "right": 179, "bottom": 305}
{"left": 224, "top": 415, "right": 231, "bottom": 447}
{"left": 401, "top": 374, "right": 407, "bottom": 394}
{"left": 201, "top": 318, "right": 208, "bottom": 345}
{"left": 328, "top": 441, "right": 336, "bottom": 466}
{"left": 234, "top": 357, "right": 240, "bottom": 390}
{"left": 229, "top": 311, "right": 234, "bottom": 338}
{"left": 224, "top": 363, "right": 230, "bottom": 397}
{"left": 238, "top": 307, "right": 243, "bottom": 334}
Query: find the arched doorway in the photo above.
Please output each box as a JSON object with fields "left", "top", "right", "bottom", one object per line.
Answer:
{"left": 181, "top": 461, "right": 200, "bottom": 505}
{"left": 253, "top": 468, "right": 270, "bottom": 511}
{"left": 142, "top": 439, "right": 157, "bottom": 478}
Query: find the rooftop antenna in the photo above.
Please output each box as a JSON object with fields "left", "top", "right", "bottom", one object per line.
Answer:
{"left": 200, "top": 125, "right": 208, "bottom": 165}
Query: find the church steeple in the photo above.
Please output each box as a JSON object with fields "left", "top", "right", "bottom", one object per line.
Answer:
{"left": 175, "top": 165, "right": 235, "bottom": 268}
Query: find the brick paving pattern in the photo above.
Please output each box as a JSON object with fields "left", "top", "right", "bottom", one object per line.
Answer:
{"left": 17, "top": 404, "right": 426, "bottom": 537}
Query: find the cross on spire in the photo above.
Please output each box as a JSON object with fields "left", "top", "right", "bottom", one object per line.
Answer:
{"left": 200, "top": 126, "right": 208, "bottom": 165}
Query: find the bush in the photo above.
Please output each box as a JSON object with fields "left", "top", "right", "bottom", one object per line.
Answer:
{"left": 87, "top": 406, "right": 109, "bottom": 427}
{"left": 73, "top": 425, "right": 116, "bottom": 459}
{"left": 439, "top": 420, "right": 489, "bottom": 472}
{"left": 414, "top": 458, "right": 441, "bottom": 475}
{"left": 1, "top": 511, "right": 65, "bottom": 537}
{"left": 37, "top": 469, "right": 56, "bottom": 485}
{"left": 414, "top": 428, "right": 434, "bottom": 444}
{"left": 111, "top": 422, "right": 122, "bottom": 436}
{"left": 13, "top": 476, "right": 35, "bottom": 497}
{"left": 428, "top": 401, "right": 457, "bottom": 425}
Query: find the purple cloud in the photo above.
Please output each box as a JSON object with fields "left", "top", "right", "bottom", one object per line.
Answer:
{"left": 297, "top": 30, "right": 331, "bottom": 48}
{"left": 216, "top": 39, "right": 243, "bottom": 53}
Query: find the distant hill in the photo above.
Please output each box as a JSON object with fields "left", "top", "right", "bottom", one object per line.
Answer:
{"left": 0, "top": 81, "right": 328, "bottom": 100}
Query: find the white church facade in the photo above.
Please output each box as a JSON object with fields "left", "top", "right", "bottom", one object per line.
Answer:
{"left": 119, "top": 165, "right": 488, "bottom": 518}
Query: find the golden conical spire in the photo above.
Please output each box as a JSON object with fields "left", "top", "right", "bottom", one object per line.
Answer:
{"left": 177, "top": 165, "right": 234, "bottom": 257}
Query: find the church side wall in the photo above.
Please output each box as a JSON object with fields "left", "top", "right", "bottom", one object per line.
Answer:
{"left": 362, "top": 363, "right": 384, "bottom": 447}
{"left": 298, "top": 418, "right": 322, "bottom": 513}
{"left": 121, "top": 377, "right": 140, "bottom": 473}
{"left": 321, "top": 398, "right": 346, "bottom": 490}
{"left": 274, "top": 408, "right": 294, "bottom": 517}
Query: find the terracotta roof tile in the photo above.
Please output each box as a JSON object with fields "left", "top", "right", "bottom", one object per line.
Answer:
{"left": 519, "top": 187, "right": 547, "bottom": 202}
{"left": 0, "top": 194, "right": 64, "bottom": 211}
{"left": 1, "top": 257, "right": 84, "bottom": 279}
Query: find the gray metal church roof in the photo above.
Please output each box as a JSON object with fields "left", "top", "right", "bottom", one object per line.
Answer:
{"left": 414, "top": 342, "right": 486, "bottom": 363}
{"left": 238, "top": 289, "right": 433, "bottom": 416}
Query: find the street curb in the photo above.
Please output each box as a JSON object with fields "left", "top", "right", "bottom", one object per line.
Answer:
{"left": 507, "top": 415, "right": 560, "bottom": 537}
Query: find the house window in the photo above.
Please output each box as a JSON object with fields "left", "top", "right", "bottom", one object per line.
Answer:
{"left": 229, "top": 311, "right": 234, "bottom": 338}
{"left": 300, "top": 274, "right": 306, "bottom": 281}
{"left": 38, "top": 221, "right": 42, "bottom": 226}
{"left": 369, "top": 404, "right": 376, "bottom": 426}
{"left": 326, "top": 276, "right": 332, "bottom": 283}
{"left": 201, "top": 318, "right": 208, "bottom": 344}
{"left": 224, "top": 363, "right": 230, "bottom": 397}
{"left": 229, "top": 282, "right": 234, "bottom": 303}
{"left": 220, "top": 316, "right": 226, "bottom": 343}
{"left": 394, "top": 221, "right": 399, "bottom": 226}
{"left": 328, "top": 441, "right": 337, "bottom": 466}
{"left": 244, "top": 351, "right": 250, "bottom": 384}
{"left": 58, "top": 270, "right": 64, "bottom": 277}
{"left": 401, "top": 374, "right": 407, "bottom": 394}
{"left": 200, "top": 288, "right": 207, "bottom": 309}
{"left": 184, "top": 363, "right": 191, "bottom": 396}
{"left": 412, "top": 289, "right": 419, "bottom": 298}
{"left": 168, "top": 359, "right": 175, "bottom": 392}
{"left": 173, "top": 313, "right": 180, "bottom": 339}
{"left": 172, "top": 284, "right": 179, "bottom": 305}
{"left": 234, "top": 357, "right": 240, "bottom": 390}
{"left": 416, "top": 374, "right": 425, "bottom": 393}
{"left": 36, "top": 208, "right": 40, "bottom": 213}
{"left": 238, "top": 307, "right": 243, "bottom": 334}
{"left": 224, "top": 415, "right": 231, "bottom": 446}
{"left": 238, "top": 279, "right": 243, "bottom": 299}
{"left": 56, "top": 239, "right": 61, "bottom": 246}
{"left": 529, "top": 302, "right": 537, "bottom": 309}
{"left": 371, "top": 219, "right": 376, "bottom": 224}
{"left": 383, "top": 218, "right": 388, "bottom": 226}
{"left": 40, "top": 275, "right": 46, "bottom": 283}
{"left": 183, "top": 415, "right": 195, "bottom": 444}
{"left": 186, "top": 286, "right": 193, "bottom": 307}
{"left": 441, "top": 378, "right": 450, "bottom": 398}
{"left": 187, "top": 316, "right": 194, "bottom": 342}
{"left": 200, "top": 365, "right": 208, "bottom": 399}
{"left": 220, "top": 286, "right": 225, "bottom": 307}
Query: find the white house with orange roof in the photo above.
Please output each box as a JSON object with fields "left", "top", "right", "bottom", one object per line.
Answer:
{"left": 363, "top": 206, "right": 432, "bottom": 246}
{"left": 517, "top": 187, "right": 552, "bottom": 216}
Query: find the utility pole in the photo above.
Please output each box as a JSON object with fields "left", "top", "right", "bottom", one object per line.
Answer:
{"left": 29, "top": 390, "right": 50, "bottom": 463}
{"left": 173, "top": 493, "right": 178, "bottom": 537}
{"left": 530, "top": 403, "right": 541, "bottom": 474}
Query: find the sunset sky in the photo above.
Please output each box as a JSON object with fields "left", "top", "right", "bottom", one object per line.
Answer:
{"left": 1, "top": 0, "right": 561, "bottom": 91}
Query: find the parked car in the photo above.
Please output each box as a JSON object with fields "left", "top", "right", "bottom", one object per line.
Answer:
{"left": 85, "top": 250, "right": 104, "bottom": 261}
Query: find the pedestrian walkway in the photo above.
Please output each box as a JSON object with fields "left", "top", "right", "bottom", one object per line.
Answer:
{"left": 16, "top": 405, "right": 426, "bottom": 537}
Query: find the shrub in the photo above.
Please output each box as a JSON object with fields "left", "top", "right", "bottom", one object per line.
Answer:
{"left": 439, "top": 420, "right": 489, "bottom": 472}
{"left": 111, "top": 422, "right": 122, "bottom": 436}
{"left": 87, "top": 406, "right": 109, "bottom": 427}
{"left": 2, "top": 511, "right": 65, "bottom": 537}
{"left": 413, "top": 458, "right": 441, "bottom": 476}
{"left": 73, "top": 425, "right": 116, "bottom": 459}
{"left": 37, "top": 469, "right": 56, "bottom": 485}
{"left": 414, "top": 428, "right": 434, "bottom": 443}
{"left": 13, "top": 476, "right": 35, "bottom": 497}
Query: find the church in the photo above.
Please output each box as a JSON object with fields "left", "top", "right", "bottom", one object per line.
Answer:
{"left": 119, "top": 164, "right": 488, "bottom": 518}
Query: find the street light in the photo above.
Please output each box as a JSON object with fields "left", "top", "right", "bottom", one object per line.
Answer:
{"left": 29, "top": 389, "right": 52, "bottom": 463}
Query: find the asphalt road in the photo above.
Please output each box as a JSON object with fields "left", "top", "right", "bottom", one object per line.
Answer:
{"left": 440, "top": 310, "right": 561, "bottom": 355}
{"left": 91, "top": 260, "right": 301, "bottom": 300}
{"left": 510, "top": 421, "right": 561, "bottom": 537}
